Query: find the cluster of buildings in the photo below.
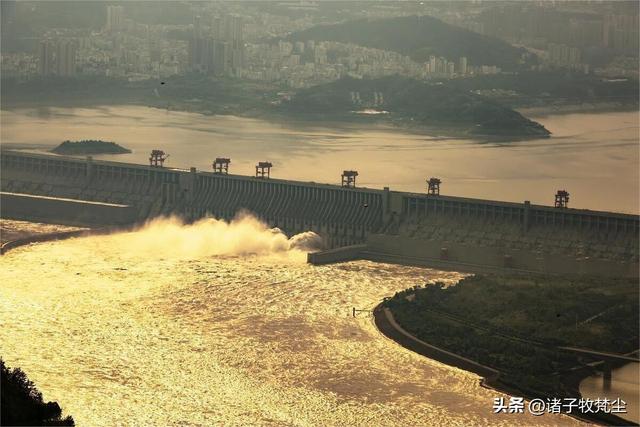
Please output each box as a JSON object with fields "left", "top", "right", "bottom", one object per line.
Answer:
{"left": 243, "top": 39, "right": 494, "bottom": 88}
{"left": 188, "top": 14, "right": 245, "bottom": 77}
{"left": 36, "top": 39, "right": 77, "bottom": 77}
{"left": 440, "top": 2, "right": 638, "bottom": 77}
{"left": 2, "top": 3, "right": 500, "bottom": 89}
{"left": 1, "top": 2, "right": 636, "bottom": 84}
{"left": 547, "top": 43, "right": 587, "bottom": 72}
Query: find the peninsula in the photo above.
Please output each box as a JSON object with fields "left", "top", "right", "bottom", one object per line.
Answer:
{"left": 280, "top": 76, "right": 551, "bottom": 138}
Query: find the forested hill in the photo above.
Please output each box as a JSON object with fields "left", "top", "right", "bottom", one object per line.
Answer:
{"left": 287, "top": 15, "right": 536, "bottom": 71}
{"left": 282, "top": 76, "right": 550, "bottom": 138}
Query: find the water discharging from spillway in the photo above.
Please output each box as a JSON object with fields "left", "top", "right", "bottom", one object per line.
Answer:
{"left": 0, "top": 216, "right": 574, "bottom": 426}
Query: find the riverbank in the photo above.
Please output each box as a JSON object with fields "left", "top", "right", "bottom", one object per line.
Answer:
{"left": 1, "top": 96, "right": 549, "bottom": 141}
{"left": 518, "top": 101, "right": 639, "bottom": 117}
{"left": 0, "top": 219, "right": 86, "bottom": 245}
{"left": 373, "top": 302, "right": 638, "bottom": 426}
{"left": 0, "top": 219, "right": 137, "bottom": 254}
{"left": 376, "top": 274, "right": 639, "bottom": 426}
{"left": 1, "top": 75, "right": 552, "bottom": 140}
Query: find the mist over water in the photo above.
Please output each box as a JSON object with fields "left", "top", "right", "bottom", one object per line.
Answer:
{"left": 116, "top": 213, "right": 322, "bottom": 261}
{"left": 0, "top": 220, "right": 578, "bottom": 426}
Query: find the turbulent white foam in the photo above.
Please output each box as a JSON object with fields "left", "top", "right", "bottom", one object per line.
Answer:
{"left": 109, "top": 212, "right": 322, "bottom": 261}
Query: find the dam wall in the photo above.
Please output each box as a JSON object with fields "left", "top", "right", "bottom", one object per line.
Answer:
{"left": 364, "top": 234, "right": 639, "bottom": 277}
{"left": 0, "top": 150, "right": 384, "bottom": 247}
{"left": 1, "top": 149, "right": 638, "bottom": 275}
{"left": 306, "top": 244, "right": 366, "bottom": 265}
{"left": 0, "top": 191, "right": 137, "bottom": 227}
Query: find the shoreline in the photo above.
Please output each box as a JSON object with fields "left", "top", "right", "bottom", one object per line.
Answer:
{"left": 0, "top": 223, "right": 140, "bottom": 255}
{"left": 0, "top": 99, "right": 552, "bottom": 141}
{"left": 3, "top": 97, "right": 637, "bottom": 142}
{"left": 517, "top": 101, "right": 638, "bottom": 117}
{"left": 372, "top": 302, "right": 638, "bottom": 426}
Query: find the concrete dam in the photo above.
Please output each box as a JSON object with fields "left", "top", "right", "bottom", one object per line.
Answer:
{"left": 1, "top": 149, "right": 638, "bottom": 277}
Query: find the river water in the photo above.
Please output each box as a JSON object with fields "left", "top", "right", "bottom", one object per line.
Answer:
{"left": 580, "top": 363, "right": 639, "bottom": 425}
{"left": 0, "top": 217, "right": 577, "bottom": 426}
{"left": 1, "top": 106, "right": 638, "bottom": 213}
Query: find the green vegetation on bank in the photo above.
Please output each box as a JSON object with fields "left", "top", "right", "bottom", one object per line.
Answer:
{"left": 0, "top": 75, "right": 280, "bottom": 115}
{"left": 283, "top": 76, "right": 550, "bottom": 137}
{"left": 52, "top": 139, "right": 131, "bottom": 155}
{"left": 3, "top": 72, "right": 636, "bottom": 138}
{"left": 383, "top": 274, "right": 639, "bottom": 396}
{"left": 1, "top": 358, "right": 74, "bottom": 426}
{"left": 286, "top": 15, "right": 536, "bottom": 71}
{"left": 439, "top": 71, "right": 640, "bottom": 108}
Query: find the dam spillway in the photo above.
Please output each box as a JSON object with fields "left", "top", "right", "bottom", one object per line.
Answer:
{"left": 1, "top": 150, "right": 384, "bottom": 247}
{"left": 1, "top": 149, "right": 638, "bottom": 276}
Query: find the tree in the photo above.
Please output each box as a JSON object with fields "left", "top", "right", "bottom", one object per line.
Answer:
{"left": 1, "top": 359, "right": 74, "bottom": 426}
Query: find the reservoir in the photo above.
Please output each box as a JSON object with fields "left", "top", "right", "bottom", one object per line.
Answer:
{"left": 1, "top": 106, "right": 638, "bottom": 214}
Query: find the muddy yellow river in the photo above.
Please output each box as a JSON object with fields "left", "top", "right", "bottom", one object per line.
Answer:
{"left": 0, "top": 217, "right": 576, "bottom": 425}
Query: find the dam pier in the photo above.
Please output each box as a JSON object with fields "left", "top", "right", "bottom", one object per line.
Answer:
{"left": 1, "top": 149, "right": 638, "bottom": 277}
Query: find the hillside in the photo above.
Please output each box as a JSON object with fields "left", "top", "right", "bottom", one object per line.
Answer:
{"left": 439, "top": 71, "right": 640, "bottom": 108}
{"left": 287, "top": 15, "right": 536, "bottom": 70}
{"left": 282, "top": 76, "right": 550, "bottom": 138}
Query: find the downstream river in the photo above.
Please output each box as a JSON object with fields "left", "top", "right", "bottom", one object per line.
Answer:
{"left": 0, "top": 218, "right": 579, "bottom": 426}
{"left": 1, "top": 106, "right": 638, "bottom": 213}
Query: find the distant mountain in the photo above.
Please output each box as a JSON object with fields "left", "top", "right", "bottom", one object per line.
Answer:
{"left": 282, "top": 76, "right": 550, "bottom": 138}
{"left": 287, "top": 15, "right": 536, "bottom": 70}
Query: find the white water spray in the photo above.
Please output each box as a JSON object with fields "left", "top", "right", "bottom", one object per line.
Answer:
{"left": 107, "top": 212, "right": 323, "bottom": 261}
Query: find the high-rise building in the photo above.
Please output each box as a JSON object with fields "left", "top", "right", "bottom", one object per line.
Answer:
{"left": 548, "top": 43, "right": 581, "bottom": 67}
{"left": 604, "top": 14, "right": 639, "bottom": 52}
{"left": 213, "top": 40, "right": 230, "bottom": 76}
{"left": 429, "top": 55, "right": 436, "bottom": 74}
{"left": 106, "top": 5, "right": 124, "bottom": 32}
{"left": 223, "top": 15, "right": 244, "bottom": 71}
{"left": 55, "top": 39, "right": 77, "bottom": 77}
{"left": 314, "top": 46, "right": 327, "bottom": 65}
{"left": 447, "top": 61, "right": 455, "bottom": 77}
{"left": 223, "top": 15, "right": 243, "bottom": 47}
{"left": 38, "top": 40, "right": 54, "bottom": 76}
{"left": 193, "top": 15, "right": 203, "bottom": 38}
{"left": 458, "top": 57, "right": 468, "bottom": 76}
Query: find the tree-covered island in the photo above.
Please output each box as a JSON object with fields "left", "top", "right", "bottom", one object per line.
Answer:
{"left": 51, "top": 140, "right": 132, "bottom": 155}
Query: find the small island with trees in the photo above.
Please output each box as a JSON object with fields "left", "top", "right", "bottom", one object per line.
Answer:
{"left": 51, "top": 140, "right": 131, "bottom": 155}
{"left": 377, "top": 274, "right": 638, "bottom": 425}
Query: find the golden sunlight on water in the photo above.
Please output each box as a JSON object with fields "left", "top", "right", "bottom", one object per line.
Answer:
{"left": 1, "top": 107, "right": 638, "bottom": 213}
{"left": 0, "top": 217, "right": 580, "bottom": 426}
